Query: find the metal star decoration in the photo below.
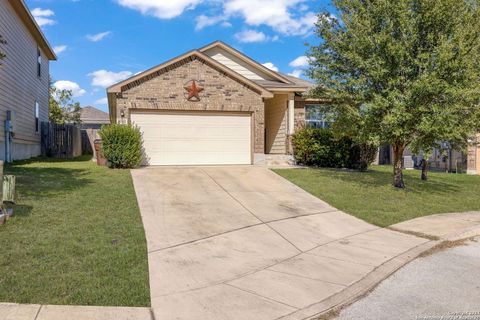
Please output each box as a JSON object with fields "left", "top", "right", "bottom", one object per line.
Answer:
{"left": 184, "top": 80, "right": 204, "bottom": 102}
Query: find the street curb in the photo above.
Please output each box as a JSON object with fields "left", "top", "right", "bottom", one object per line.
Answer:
{"left": 277, "top": 240, "right": 440, "bottom": 320}
{"left": 279, "top": 224, "right": 480, "bottom": 320}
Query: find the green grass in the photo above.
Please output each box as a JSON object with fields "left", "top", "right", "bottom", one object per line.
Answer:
{"left": 274, "top": 165, "right": 480, "bottom": 227}
{"left": 0, "top": 156, "right": 149, "bottom": 307}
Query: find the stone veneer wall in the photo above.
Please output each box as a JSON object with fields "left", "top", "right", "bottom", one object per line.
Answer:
{"left": 294, "top": 100, "right": 306, "bottom": 130}
{"left": 115, "top": 57, "right": 265, "bottom": 153}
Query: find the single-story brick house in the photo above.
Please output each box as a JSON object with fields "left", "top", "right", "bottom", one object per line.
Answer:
{"left": 107, "top": 41, "right": 325, "bottom": 166}
{"left": 107, "top": 41, "right": 480, "bottom": 173}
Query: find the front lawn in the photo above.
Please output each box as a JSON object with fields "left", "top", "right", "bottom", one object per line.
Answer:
{"left": 0, "top": 156, "right": 149, "bottom": 306}
{"left": 274, "top": 166, "right": 480, "bottom": 227}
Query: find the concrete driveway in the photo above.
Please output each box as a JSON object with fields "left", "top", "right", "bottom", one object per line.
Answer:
{"left": 131, "top": 166, "right": 428, "bottom": 320}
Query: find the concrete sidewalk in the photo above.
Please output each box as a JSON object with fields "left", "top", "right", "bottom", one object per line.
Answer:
{"left": 0, "top": 304, "right": 152, "bottom": 320}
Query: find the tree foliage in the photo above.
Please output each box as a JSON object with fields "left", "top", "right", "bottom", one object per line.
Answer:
{"left": 49, "top": 79, "right": 82, "bottom": 125}
{"left": 308, "top": 0, "right": 480, "bottom": 188}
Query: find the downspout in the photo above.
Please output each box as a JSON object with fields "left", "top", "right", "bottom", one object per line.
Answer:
{"left": 4, "top": 111, "right": 13, "bottom": 163}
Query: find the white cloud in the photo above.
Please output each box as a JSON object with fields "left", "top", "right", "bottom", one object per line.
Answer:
{"left": 262, "top": 62, "right": 279, "bottom": 72}
{"left": 234, "top": 29, "right": 268, "bottom": 43}
{"left": 195, "top": 15, "right": 226, "bottom": 31}
{"left": 31, "top": 8, "right": 56, "bottom": 27}
{"left": 115, "top": 0, "right": 317, "bottom": 36}
{"left": 288, "top": 69, "right": 303, "bottom": 78}
{"left": 116, "top": 0, "right": 203, "bottom": 19}
{"left": 221, "top": 21, "right": 232, "bottom": 28}
{"left": 89, "top": 70, "right": 133, "bottom": 88}
{"left": 94, "top": 97, "right": 109, "bottom": 105}
{"left": 223, "top": 0, "right": 317, "bottom": 36}
{"left": 53, "top": 80, "right": 86, "bottom": 97}
{"left": 86, "top": 31, "right": 112, "bottom": 42}
{"left": 289, "top": 55, "right": 312, "bottom": 68}
{"left": 53, "top": 45, "right": 67, "bottom": 55}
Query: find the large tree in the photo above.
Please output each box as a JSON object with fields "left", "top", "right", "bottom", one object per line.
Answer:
{"left": 308, "top": 0, "right": 480, "bottom": 188}
{"left": 49, "top": 79, "right": 82, "bottom": 125}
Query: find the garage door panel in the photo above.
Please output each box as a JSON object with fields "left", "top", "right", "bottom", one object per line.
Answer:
{"left": 143, "top": 140, "right": 250, "bottom": 154}
{"left": 131, "top": 112, "right": 252, "bottom": 165}
{"left": 149, "top": 126, "right": 249, "bottom": 139}
{"left": 150, "top": 152, "right": 250, "bottom": 166}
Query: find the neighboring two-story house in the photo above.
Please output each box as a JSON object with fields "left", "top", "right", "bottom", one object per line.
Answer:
{"left": 0, "top": 0, "right": 56, "bottom": 161}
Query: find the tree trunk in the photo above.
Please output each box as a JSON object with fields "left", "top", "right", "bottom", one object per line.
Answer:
{"left": 393, "top": 144, "right": 405, "bottom": 188}
{"left": 421, "top": 159, "right": 428, "bottom": 181}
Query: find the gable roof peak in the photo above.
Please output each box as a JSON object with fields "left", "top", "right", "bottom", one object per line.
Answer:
{"left": 198, "top": 41, "right": 291, "bottom": 84}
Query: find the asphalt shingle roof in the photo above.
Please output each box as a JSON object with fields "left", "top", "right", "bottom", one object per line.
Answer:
{"left": 80, "top": 106, "right": 110, "bottom": 124}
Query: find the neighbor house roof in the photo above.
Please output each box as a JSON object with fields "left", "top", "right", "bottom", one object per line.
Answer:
{"left": 80, "top": 106, "right": 110, "bottom": 124}
{"left": 8, "top": 0, "right": 56, "bottom": 60}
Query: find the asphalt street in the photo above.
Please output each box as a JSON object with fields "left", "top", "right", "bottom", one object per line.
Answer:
{"left": 336, "top": 238, "right": 480, "bottom": 320}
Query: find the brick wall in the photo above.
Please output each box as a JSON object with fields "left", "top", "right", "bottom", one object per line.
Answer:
{"left": 115, "top": 57, "right": 265, "bottom": 153}
{"left": 294, "top": 100, "right": 306, "bottom": 130}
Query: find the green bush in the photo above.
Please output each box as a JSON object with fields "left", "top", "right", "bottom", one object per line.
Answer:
{"left": 292, "top": 128, "right": 376, "bottom": 170}
{"left": 99, "top": 124, "right": 143, "bottom": 168}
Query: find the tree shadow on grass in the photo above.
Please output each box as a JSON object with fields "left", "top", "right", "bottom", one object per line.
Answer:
{"left": 5, "top": 165, "right": 94, "bottom": 199}
{"left": 307, "top": 167, "right": 461, "bottom": 195}
{"left": 7, "top": 155, "right": 93, "bottom": 166}
{"left": 8, "top": 204, "right": 33, "bottom": 218}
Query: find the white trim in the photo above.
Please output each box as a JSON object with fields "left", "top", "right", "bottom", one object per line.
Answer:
{"left": 288, "top": 99, "right": 295, "bottom": 135}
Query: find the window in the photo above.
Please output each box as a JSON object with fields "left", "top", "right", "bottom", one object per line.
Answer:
{"left": 35, "top": 101, "right": 39, "bottom": 133}
{"left": 305, "top": 104, "right": 332, "bottom": 129}
{"left": 37, "top": 47, "right": 42, "bottom": 78}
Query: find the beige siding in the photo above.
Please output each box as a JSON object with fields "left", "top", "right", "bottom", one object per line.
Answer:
{"left": 0, "top": 0, "right": 49, "bottom": 147}
{"left": 265, "top": 94, "right": 287, "bottom": 154}
{"left": 203, "top": 47, "right": 275, "bottom": 81}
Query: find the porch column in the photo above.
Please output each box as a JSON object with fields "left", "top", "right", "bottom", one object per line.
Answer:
{"left": 288, "top": 96, "right": 295, "bottom": 135}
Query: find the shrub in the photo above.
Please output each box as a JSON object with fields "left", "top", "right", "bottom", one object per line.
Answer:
{"left": 99, "top": 124, "right": 143, "bottom": 168}
{"left": 292, "top": 128, "right": 376, "bottom": 170}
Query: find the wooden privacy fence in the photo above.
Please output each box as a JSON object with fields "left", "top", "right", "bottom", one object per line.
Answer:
{"left": 41, "top": 122, "right": 82, "bottom": 158}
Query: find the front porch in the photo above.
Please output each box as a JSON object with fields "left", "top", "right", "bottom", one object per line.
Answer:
{"left": 265, "top": 93, "right": 294, "bottom": 155}
{"left": 260, "top": 93, "right": 316, "bottom": 166}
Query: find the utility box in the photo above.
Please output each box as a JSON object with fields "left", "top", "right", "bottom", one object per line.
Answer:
{"left": 5, "top": 110, "right": 15, "bottom": 133}
{"left": 404, "top": 156, "right": 415, "bottom": 170}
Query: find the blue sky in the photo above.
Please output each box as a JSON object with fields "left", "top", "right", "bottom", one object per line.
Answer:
{"left": 26, "top": 0, "right": 333, "bottom": 112}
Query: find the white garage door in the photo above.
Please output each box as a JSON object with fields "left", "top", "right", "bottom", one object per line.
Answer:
{"left": 131, "top": 111, "right": 252, "bottom": 166}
